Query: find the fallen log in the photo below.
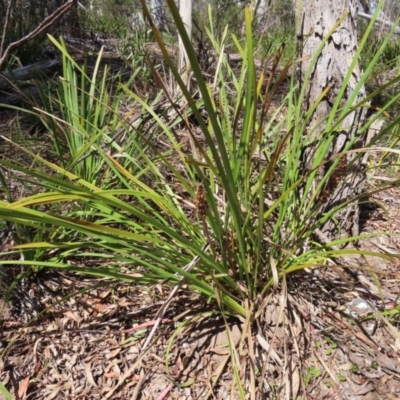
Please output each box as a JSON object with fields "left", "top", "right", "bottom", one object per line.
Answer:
{"left": 0, "top": 55, "right": 131, "bottom": 108}
{"left": 0, "top": 84, "right": 45, "bottom": 107}
{"left": 0, "top": 59, "right": 61, "bottom": 91}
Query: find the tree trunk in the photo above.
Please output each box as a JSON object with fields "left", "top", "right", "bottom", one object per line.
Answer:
{"left": 297, "top": 0, "right": 368, "bottom": 240}
{"left": 359, "top": 0, "right": 371, "bottom": 14}
{"left": 253, "top": 0, "right": 270, "bottom": 27}
{"left": 150, "top": 0, "right": 166, "bottom": 31}
{"left": 178, "top": 0, "right": 192, "bottom": 86}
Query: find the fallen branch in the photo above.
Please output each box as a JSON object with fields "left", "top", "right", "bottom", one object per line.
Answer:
{"left": 357, "top": 11, "right": 400, "bottom": 34}
{"left": 0, "top": 59, "right": 61, "bottom": 91}
{"left": 0, "top": 0, "right": 77, "bottom": 70}
{"left": 0, "top": 84, "right": 43, "bottom": 107}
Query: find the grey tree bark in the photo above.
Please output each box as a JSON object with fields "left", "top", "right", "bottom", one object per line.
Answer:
{"left": 177, "top": 0, "right": 192, "bottom": 90}
{"left": 150, "top": 0, "right": 166, "bottom": 31}
{"left": 253, "top": 0, "right": 269, "bottom": 26}
{"left": 297, "top": 0, "right": 368, "bottom": 240}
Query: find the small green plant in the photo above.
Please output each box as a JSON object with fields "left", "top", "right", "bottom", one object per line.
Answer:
{"left": 38, "top": 36, "right": 125, "bottom": 185}
{"left": 120, "top": 329, "right": 147, "bottom": 344}
{"left": 324, "top": 335, "right": 338, "bottom": 355}
{"left": 305, "top": 367, "right": 321, "bottom": 386}
{"left": 118, "top": 25, "right": 154, "bottom": 86}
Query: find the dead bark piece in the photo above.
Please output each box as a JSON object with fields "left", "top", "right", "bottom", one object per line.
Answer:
{"left": 297, "top": 0, "right": 368, "bottom": 240}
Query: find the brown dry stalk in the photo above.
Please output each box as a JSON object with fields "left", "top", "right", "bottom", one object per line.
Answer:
{"left": 196, "top": 182, "right": 208, "bottom": 220}
{"left": 318, "top": 157, "right": 348, "bottom": 203}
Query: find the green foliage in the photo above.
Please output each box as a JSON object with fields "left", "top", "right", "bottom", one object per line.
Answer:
{"left": 0, "top": 0, "right": 399, "bottom": 315}
{"left": 360, "top": 30, "right": 400, "bottom": 122}
{"left": 205, "top": 0, "right": 244, "bottom": 38}
{"left": 82, "top": 0, "right": 134, "bottom": 33}
{"left": 118, "top": 26, "right": 154, "bottom": 85}
{"left": 37, "top": 36, "right": 127, "bottom": 185}
{"left": 0, "top": 1, "right": 400, "bottom": 395}
{"left": 258, "top": 25, "right": 296, "bottom": 65}
{"left": 305, "top": 367, "right": 321, "bottom": 386}
{"left": 86, "top": 9, "right": 131, "bottom": 38}
{"left": 0, "top": 382, "right": 12, "bottom": 400}
{"left": 361, "top": 35, "right": 400, "bottom": 80}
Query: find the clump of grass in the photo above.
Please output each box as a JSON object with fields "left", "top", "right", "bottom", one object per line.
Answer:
{"left": 0, "top": 1, "right": 400, "bottom": 398}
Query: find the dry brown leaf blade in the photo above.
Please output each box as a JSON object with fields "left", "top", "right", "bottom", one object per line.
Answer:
{"left": 106, "top": 348, "right": 122, "bottom": 360}
{"left": 63, "top": 310, "right": 81, "bottom": 324}
{"left": 256, "top": 334, "right": 283, "bottom": 367}
{"left": 18, "top": 376, "right": 30, "bottom": 399}
{"left": 85, "top": 362, "right": 98, "bottom": 387}
{"left": 44, "top": 383, "right": 64, "bottom": 400}
{"left": 99, "top": 289, "right": 111, "bottom": 299}
{"left": 288, "top": 359, "right": 300, "bottom": 400}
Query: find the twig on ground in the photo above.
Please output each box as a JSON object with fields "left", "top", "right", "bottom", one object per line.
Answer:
{"left": 101, "top": 347, "right": 151, "bottom": 400}
{"left": 129, "top": 370, "right": 145, "bottom": 400}
{"left": 139, "top": 243, "right": 210, "bottom": 354}
{"left": 102, "top": 244, "right": 209, "bottom": 399}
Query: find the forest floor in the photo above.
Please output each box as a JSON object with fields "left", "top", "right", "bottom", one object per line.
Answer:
{"left": 0, "top": 40, "right": 400, "bottom": 399}
{"left": 0, "top": 176, "right": 399, "bottom": 400}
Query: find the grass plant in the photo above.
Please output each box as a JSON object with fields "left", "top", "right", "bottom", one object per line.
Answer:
{"left": 0, "top": 1, "right": 400, "bottom": 397}
{"left": 36, "top": 36, "right": 126, "bottom": 185}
